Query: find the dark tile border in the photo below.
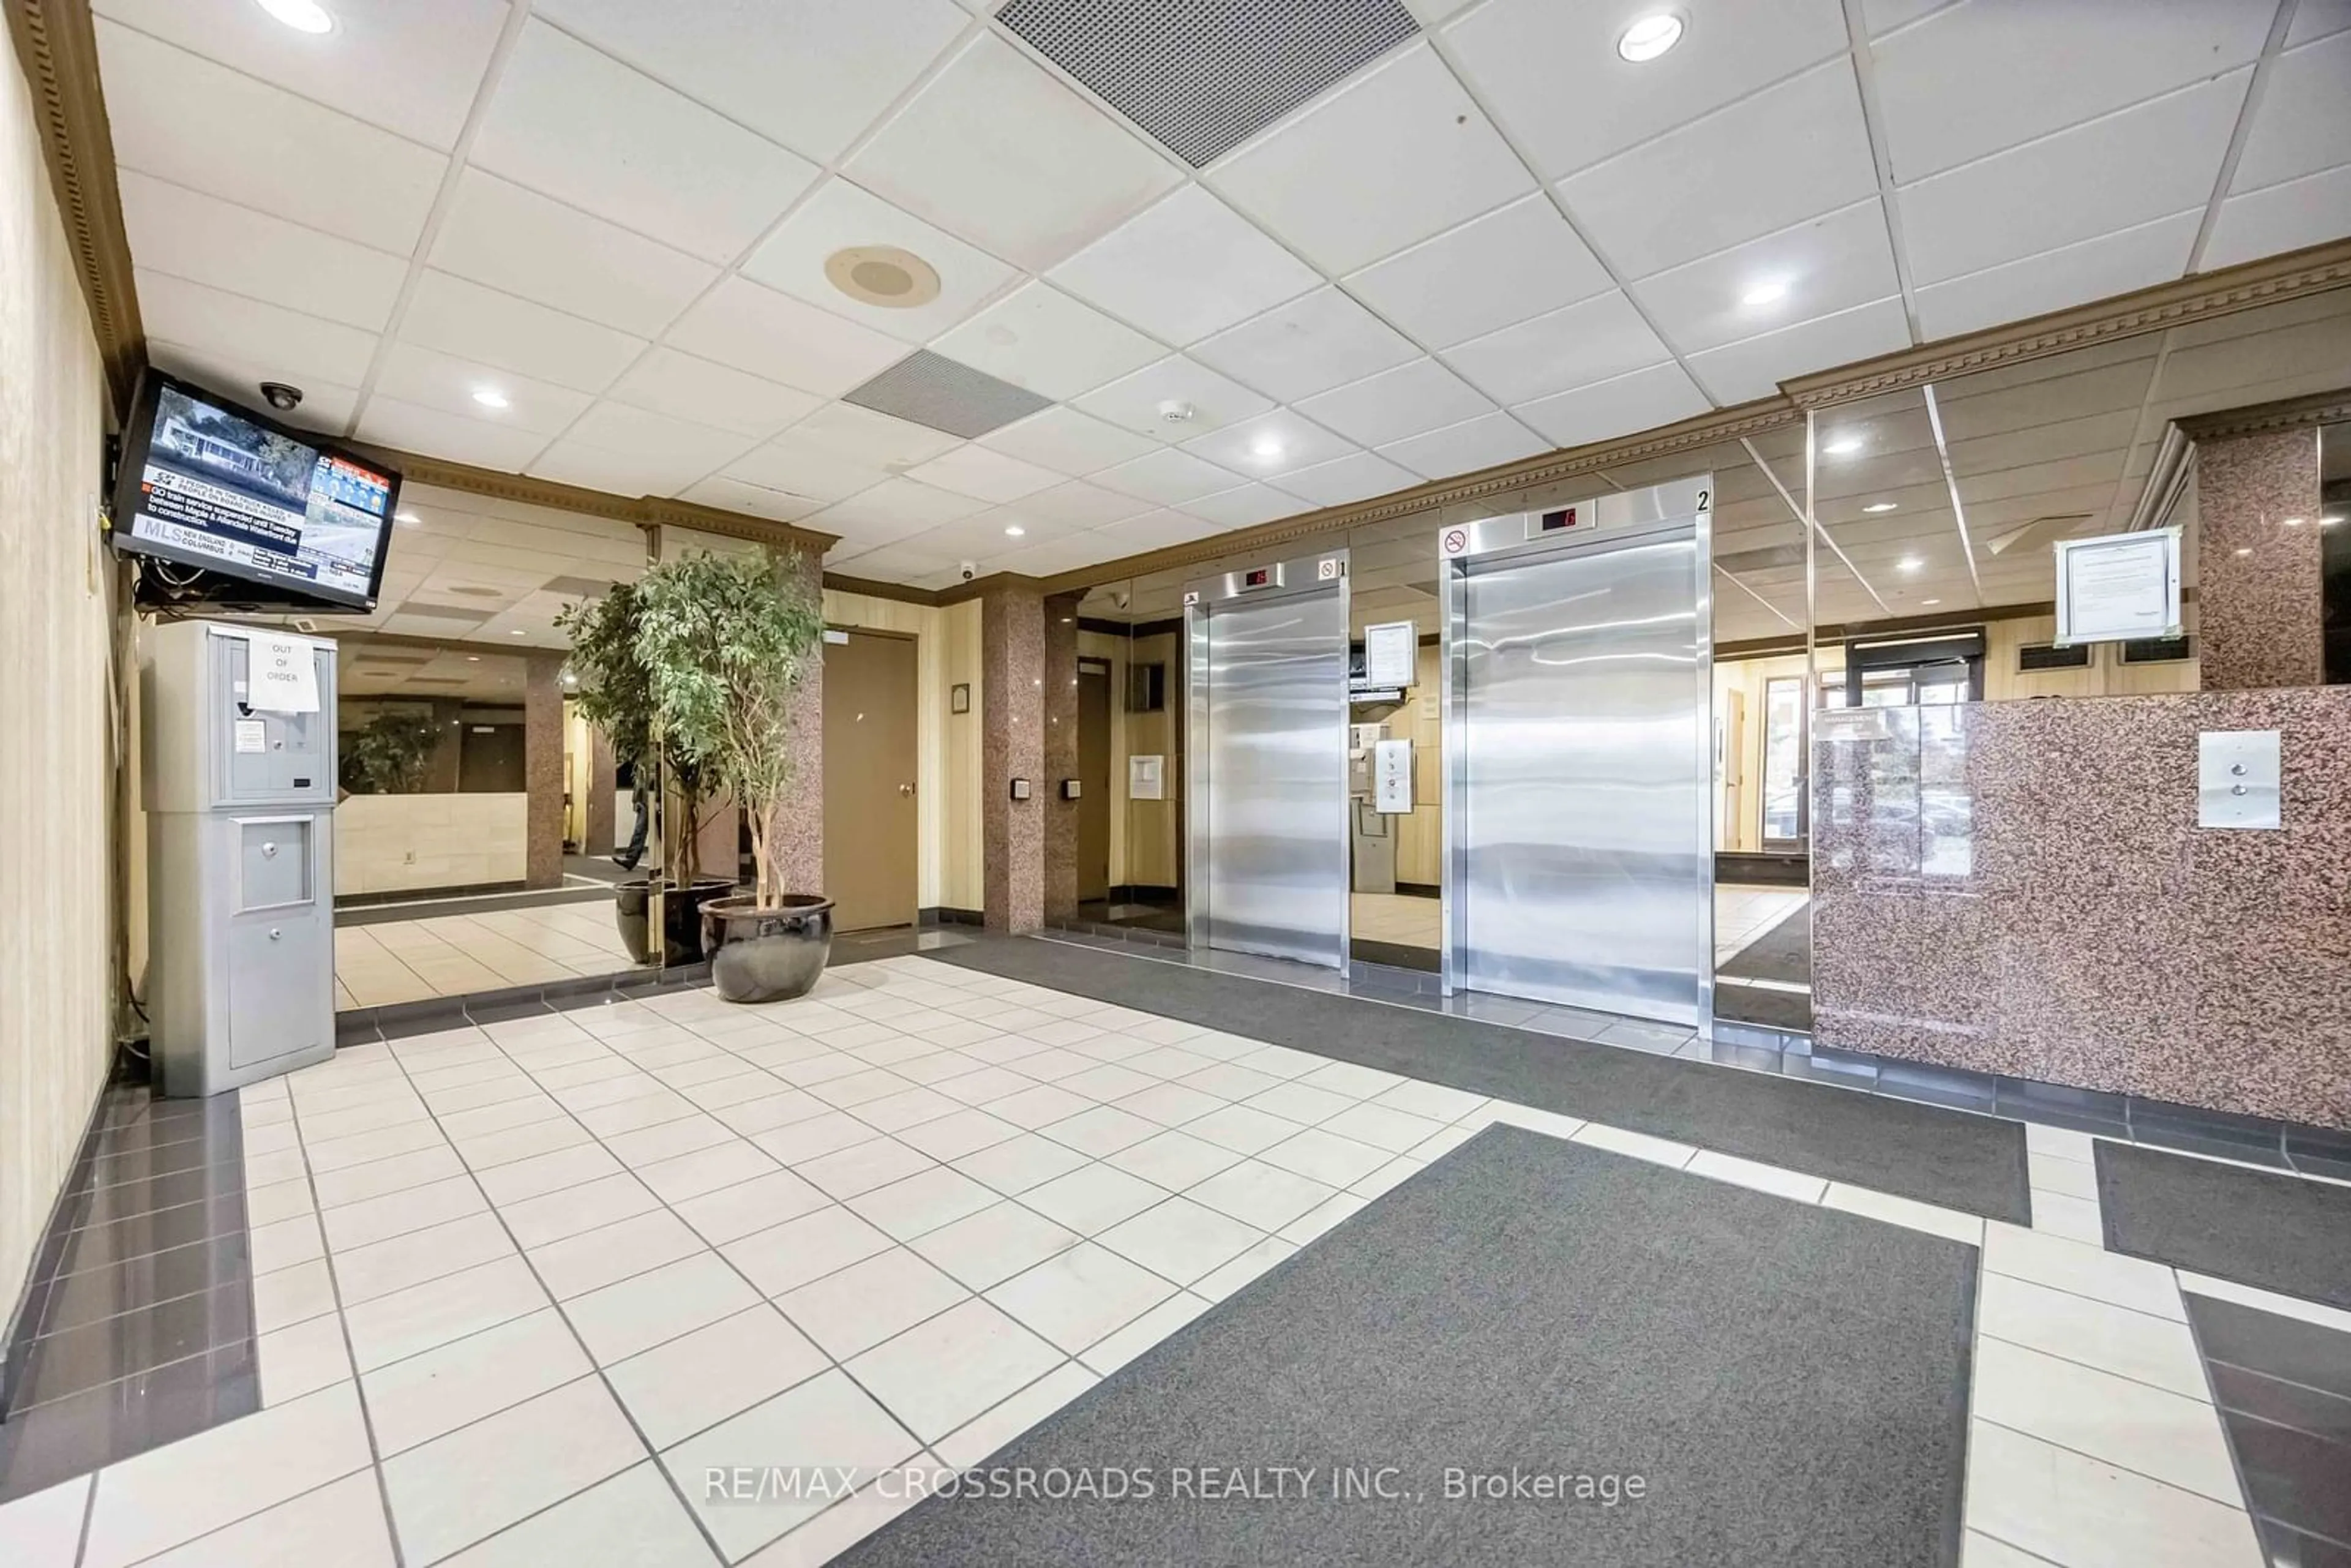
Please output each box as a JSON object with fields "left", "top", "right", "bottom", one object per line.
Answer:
{"left": 334, "top": 882, "right": 618, "bottom": 926}
{"left": 336, "top": 879, "right": 528, "bottom": 907}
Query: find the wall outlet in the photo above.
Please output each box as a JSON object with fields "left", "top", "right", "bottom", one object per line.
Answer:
{"left": 403, "top": 850, "right": 416, "bottom": 865}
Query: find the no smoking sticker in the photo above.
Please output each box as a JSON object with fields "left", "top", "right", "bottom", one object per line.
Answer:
{"left": 1441, "top": 527, "right": 1468, "bottom": 557}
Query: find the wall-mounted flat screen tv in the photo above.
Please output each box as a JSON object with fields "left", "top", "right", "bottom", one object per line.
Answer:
{"left": 111, "top": 371, "right": 401, "bottom": 613}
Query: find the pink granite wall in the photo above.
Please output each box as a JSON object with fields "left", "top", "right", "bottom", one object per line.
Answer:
{"left": 2199, "top": 429, "right": 2323, "bottom": 691}
{"left": 983, "top": 583, "right": 1046, "bottom": 934}
{"left": 522, "top": 655, "right": 564, "bottom": 890}
{"left": 771, "top": 547, "right": 824, "bottom": 897}
{"left": 1812, "top": 687, "right": 2351, "bottom": 1127}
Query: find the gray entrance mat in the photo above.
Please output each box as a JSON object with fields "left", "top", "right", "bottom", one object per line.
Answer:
{"left": 924, "top": 940, "right": 2030, "bottom": 1223}
{"left": 2097, "top": 1140, "right": 2351, "bottom": 1310}
{"left": 838, "top": 1127, "right": 1976, "bottom": 1568}
{"left": 1719, "top": 904, "right": 1810, "bottom": 985}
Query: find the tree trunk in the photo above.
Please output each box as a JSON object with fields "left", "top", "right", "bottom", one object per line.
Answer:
{"left": 749, "top": 800, "right": 773, "bottom": 909}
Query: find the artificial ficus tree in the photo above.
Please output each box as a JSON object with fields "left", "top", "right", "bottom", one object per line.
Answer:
{"left": 554, "top": 579, "right": 716, "bottom": 885}
{"left": 631, "top": 547, "right": 825, "bottom": 909}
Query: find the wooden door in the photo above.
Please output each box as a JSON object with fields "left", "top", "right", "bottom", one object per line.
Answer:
{"left": 822, "top": 631, "right": 919, "bottom": 931}
{"left": 1078, "top": 662, "right": 1111, "bottom": 902}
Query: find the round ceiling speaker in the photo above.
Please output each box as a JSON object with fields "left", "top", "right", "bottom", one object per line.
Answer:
{"left": 824, "top": 246, "right": 942, "bottom": 309}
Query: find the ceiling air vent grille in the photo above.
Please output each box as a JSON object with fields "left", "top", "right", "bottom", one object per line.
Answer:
{"left": 997, "top": 0, "right": 1420, "bottom": 168}
{"left": 842, "top": 350, "right": 1052, "bottom": 439}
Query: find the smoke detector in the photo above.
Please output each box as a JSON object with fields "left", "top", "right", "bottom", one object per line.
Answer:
{"left": 825, "top": 246, "right": 942, "bottom": 309}
{"left": 1157, "top": 399, "right": 1196, "bottom": 424}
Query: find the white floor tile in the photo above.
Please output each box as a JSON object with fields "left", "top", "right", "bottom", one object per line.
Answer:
{"left": 1257, "top": 1127, "right": 1393, "bottom": 1188}
{"left": 1962, "top": 1420, "right": 2261, "bottom": 1568}
{"left": 847, "top": 1166, "right": 1000, "bottom": 1240}
{"left": 1280, "top": 1190, "right": 1371, "bottom": 1244}
{"left": 636, "top": 1140, "right": 782, "bottom": 1206}
{"left": 722, "top": 1204, "right": 895, "bottom": 1297}
{"left": 0, "top": 1474, "right": 90, "bottom": 1568}
{"left": 343, "top": 1255, "right": 550, "bottom": 1373}
{"left": 602, "top": 1115, "right": 738, "bottom": 1170}
{"left": 1244, "top": 1081, "right": 1354, "bottom": 1127}
{"left": 1185, "top": 1158, "right": 1338, "bottom": 1232}
{"left": 1193, "top": 1236, "right": 1297, "bottom": 1302}
{"left": 778, "top": 1247, "right": 970, "bottom": 1360}
{"left": 661, "top": 1370, "right": 922, "bottom": 1560}
{"left": 320, "top": 1176, "right": 487, "bottom": 1253}
{"left": 893, "top": 1107, "right": 1023, "bottom": 1163}
{"left": 529, "top": 1209, "right": 708, "bottom": 1300}
{"left": 498, "top": 1173, "right": 663, "bottom": 1248}
{"left": 1095, "top": 1196, "right": 1261, "bottom": 1286}
{"left": 332, "top": 1212, "right": 517, "bottom": 1306}
{"left": 1170, "top": 1103, "right": 1300, "bottom": 1157}
{"left": 1687, "top": 1150, "right": 1828, "bottom": 1204}
{"left": 1973, "top": 1338, "right": 2241, "bottom": 1504}
{"left": 986, "top": 1242, "right": 1177, "bottom": 1354}
{"left": 951, "top": 1133, "right": 1092, "bottom": 1196}
{"left": 1821, "top": 1184, "right": 1985, "bottom": 1248}
{"left": 846, "top": 1298, "right": 1066, "bottom": 1442}
{"left": 607, "top": 1305, "right": 828, "bottom": 1450}
{"left": 136, "top": 1472, "right": 392, "bottom": 1568}
{"left": 440, "top": 1462, "right": 713, "bottom": 1568}
{"left": 1108, "top": 1129, "right": 1245, "bottom": 1191}
{"left": 563, "top": 1250, "right": 761, "bottom": 1366}
{"left": 909, "top": 1201, "right": 1082, "bottom": 1291}
{"left": 1572, "top": 1122, "right": 1697, "bottom": 1168}
{"left": 1039, "top": 1105, "right": 1161, "bottom": 1158}
{"left": 312, "top": 1146, "right": 468, "bottom": 1211}
{"left": 792, "top": 1136, "right": 936, "bottom": 1201}
{"left": 2030, "top": 1190, "right": 2105, "bottom": 1245}
{"left": 382, "top": 1377, "right": 646, "bottom": 1566}
{"left": 257, "top": 1313, "right": 354, "bottom": 1407}
{"left": 473, "top": 1143, "right": 626, "bottom": 1207}
{"left": 1018, "top": 1163, "right": 1168, "bottom": 1235}
{"left": 2027, "top": 1152, "right": 2098, "bottom": 1202}
{"left": 362, "top": 1308, "right": 593, "bottom": 1456}
{"left": 1978, "top": 1273, "right": 2207, "bottom": 1400}
{"left": 1080, "top": 1292, "right": 1211, "bottom": 1376}
{"left": 252, "top": 1259, "right": 339, "bottom": 1335}
{"left": 1318, "top": 1102, "right": 1450, "bottom": 1155}
{"left": 934, "top": 1362, "right": 1098, "bottom": 1469}
{"left": 1983, "top": 1224, "right": 2184, "bottom": 1320}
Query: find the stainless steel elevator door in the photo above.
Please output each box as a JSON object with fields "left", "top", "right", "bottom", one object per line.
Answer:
{"left": 1459, "top": 535, "right": 1708, "bottom": 1023}
{"left": 1201, "top": 591, "right": 1347, "bottom": 968}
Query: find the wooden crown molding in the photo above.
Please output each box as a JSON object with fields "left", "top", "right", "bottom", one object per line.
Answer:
{"left": 7, "top": 0, "right": 141, "bottom": 414}
{"left": 2175, "top": 385, "right": 2351, "bottom": 441}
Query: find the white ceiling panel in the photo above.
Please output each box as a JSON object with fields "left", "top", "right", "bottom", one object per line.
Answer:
{"left": 557, "top": 401, "right": 759, "bottom": 476}
{"left": 1093, "top": 448, "right": 1248, "bottom": 506}
{"left": 1630, "top": 198, "right": 1900, "bottom": 356}
{"left": 1444, "top": 0, "right": 1847, "bottom": 180}
{"left": 534, "top": 0, "right": 966, "bottom": 163}
{"left": 2202, "top": 164, "right": 2351, "bottom": 272}
{"left": 400, "top": 270, "right": 649, "bottom": 394}
{"left": 740, "top": 178, "right": 1016, "bottom": 343}
{"left": 373, "top": 342, "right": 591, "bottom": 436}
{"left": 96, "top": 20, "right": 445, "bottom": 255}
{"left": 1210, "top": 44, "right": 1534, "bottom": 276}
{"left": 931, "top": 282, "right": 1163, "bottom": 402}
{"left": 978, "top": 406, "right": 1157, "bottom": 475}
{"left": 1512, "top": 361, "right": 1711, "bottom": 450}
{"left": 986, "top": 532, "right": 1128, "bottom": 577}
{"left": 528, "top": 440, "right": 720, "bottom": 498}
{"left": 1379, "top": 411, "right": 1546, "bottom": 479}
{"left": 1050, "top": 186, "right": 1321, "bottom": 347}
{"left": 1443, "top": 290, "right": 1671, "bottom": 405}
{"left": 430, "top": 170, "right": 719, "bottom": 340}
{"left": 1190, "top": 288, "right": 1419, "bottom": 405}
{"left": 1179, "top": 484, "right": 1303, "bottom": 529}
{"left": 2228, "top": 30, "right": 2351, "bottom": 195}
{"left": 1899, "top": 72, "right": 2247, "bottom": 285}
{"left": 91, "top": 0, "right": 508, "bottom": 151}
{"left": 1869, "top": 0, "right": 2270, "bottom": 183}
{"left": 1016, "top": 481, "right": 1154, "bottom": 528}
{"left": 1684, "top": 296, "right": 1911, "bottom": 404}
{"left": 664, "top": 277, "right": 908, "bottom": 397}
{"left": 1913, "top": 212, "right": 2201, "bottom": 342}
{"left": 471, "top": 20, "right": 819, "bottom": 264}
{"left": 778, "top": 403, "right": 962, "bottom": 471}
{"left": 358, "top": 394, "right": 553, "bottom": 472}
{"left": 144, "top": 340, "right": 358, "bottom": 433}
{"left": 1273, "top": 451, "right": 1420, "bottom": 508}
{"left": 1092, "top": 510, "right": 1229, "bottom": 552}
{"left": 846, "top": 36, "right": 1179, "bottom": 271}
{"left": 904, "top": 509, "right": 1078, "bottom": 558}
{"left": 1074, "top": 357, "right": 1276, "bottom": 441}
{"left": 904, "top": 445, "right": 1062, "bottom": 503}
{"left": 678, "top": 475, "right": 823, "bottom": 524}
{"left": 1556, "top": 61, "right": 1879, "bottom": 281}
{"left": 136, "top": 269, "right": 380, "bottom": 388}
{"left": 720, "top": 438, "right": 888, "bottom": 506}
{"left": 603, "top": 348, "right": 823, "bottom": 440}
{"left": 1297, "top": 357, "right": 1494, "bottom": 448}
{"left": 813, "top": 475, "right": 986, "bottom": 533}
{"left": 1341, "top": 193, "right": 1613, "bottom": 349}
{"left": 1180, "top": 410, "right": 1356, "bottom": 481}
{"left": 117, "top": 172, "right": 408, "bottom": 332}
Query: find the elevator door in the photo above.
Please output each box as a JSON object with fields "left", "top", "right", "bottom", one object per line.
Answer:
{"left": 1193, "top": 588, "right": 1348, "bottom": 969}
{"left": 1458, "top": 531, "right": 1708, "bottom": 1024}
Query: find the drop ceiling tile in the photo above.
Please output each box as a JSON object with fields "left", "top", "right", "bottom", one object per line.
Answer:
{"left": 719, "top": 439, "right": 887, "bottom": 506}
{"left": 1190, "top": 289, "right": 1419, "bottom": 405}
{"left": 1295, "top": 358, "right": 1494, "bottom": 448}
{"left": 1897, "top": 73, "right": 2247, "bottom": 285}
{"left": 1512, "top": 361, "right": 1711, "bottom": 449}
{"left": 1859, "top": 0, "right": 1955, "bottom": 34}
{"left": 559, "top": 402, "right": 761, "bottom": 473}
{"left": 96, "top": 20, "right": 444, "bottom": 254}
{"left": 372, "top": 342, "right": 594, "bottom": 436}
{"left": 1209, "top": 43, "right": 1535, "bottom": 275}
{"left": 1443, "top": 0, "right": 1848, "bottom": 181}
{"left": 665, "top": 278, "right": 910, "bottom": 397}
{"left": 1049, "top": 186, "right": 1321, "bottom": 347}
{"left": 136, "top": 269, "right": 380, "bottom": 388}
{"left": 1016, "top": 481, "right": 1156, "bottom": 528}
{"left": 535, "top": 0, "right": 965, "bottom": 163}
{"left": 429, "top": 170, "right": 721, "bottom": 339}
{"left": 1179, "top": 484, "right": 1302, "bottom": 529}
{"left": 1180, "top": 411, "right": 1357, "bottom": 480}
{"left": 989, "top": 533, "right": 1126, "bottom": 577}
{"left": 1869, "top": 0, "right": 2270, "bottom": 182}
{"left": 472, "top": 20, "right": 820, "bottom": 264}
{"left": 358, "top": 395, "right": 554, "bottom": 472}
{"left": 741, "top": 179, "right": 1016, "bottom": 344}
{"left": 1556, "top": 61, "right": 1879, "bottom": 281}
{"left": 1913, "top": 212, "right": 2200, "bottom": 341}
{"left": 1093, "top": 510, "right": 1230, "bottom": 552}
{"left": 904, "top": 509, "right": 1076, "bottom": 558}
{"left": 1073, "top": 357, "right": 1277, "bottom": 441}
{"left": 117, "top": 171, "right": 407, "bottom": 332}
{"left": 978, "top": 407, "right": 1158, "bottom": 475}
{"left": 2202, "top": 163, "right": 2351, "bottom": 271}
{"left": 144, "top": 340, "right": 359, "bottom": 433}
{"left": 779, "top": 403, "right": 964, "bottom": 471}
{"left": 1442, "top": 290, "right": 1669, "bottom": 405}
{"left": 811, "top": 477, "right": 988, "bottom": 543}
{"left": 401, "top": 270, "right": 650, "bottom": 394}
{"left": 604, "top": 348, "right": 824, "bottom": 440}
{"left": 1629, "top": 198, "right": 1900, "bottom": 356}
{"left": 1093, "top": 449, "right": 1248, "bottom": 506}
{"left": 846, "top": 36, "right": 1181, "bottom": 271}
{"left": 91, "top": 0, "right": 507, "bottom": 151}
{"left": 1341, "top": 193, "right": 1613, "bottom": 349}
{"left": 830, "top": 541, "right": 966, "bottom": 582}
{"left": 904, "top": 446, "right": 1063, "bottom": 504}
{"left": 1378, "top": 412, "right": 1546, "bottom": 480}
{"left": 1272, "top": 451, "right": 1419, "bottom": 509}
{"left": 677, "top": 476, "right": 826, "bottom": 525}
{"left": 528, "top": 441, "right": 720, "bottom": 498}
{"left": 2230, "top": 31, "right": 2351, "bottom": 194}
{"left": 931, "top": 283, "right": 1164, "bottom": 403}
{"left": 1684, "top": 295, "right": 1911, "bottom": 404}
{"left": 2287, "top": 0, "right": 2351, "bottom": 47}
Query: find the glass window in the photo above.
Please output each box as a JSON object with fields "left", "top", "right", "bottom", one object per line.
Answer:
{"left": 1760, "top": 676, "right": 1805, "bottom": 845}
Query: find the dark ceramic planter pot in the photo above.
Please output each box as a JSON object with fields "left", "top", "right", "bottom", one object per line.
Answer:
{"left": 703, "top": 895, "right": 834, "bottom": 1004}
{"left": 615, "top": 877, "right": 738, "bottom": 965}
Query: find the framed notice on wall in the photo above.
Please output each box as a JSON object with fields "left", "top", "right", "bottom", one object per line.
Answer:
{"left": 2053, "top": 527, "right": 2181, "bottom": 645}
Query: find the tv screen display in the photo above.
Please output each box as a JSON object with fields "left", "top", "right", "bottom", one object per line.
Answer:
{"left": 113, "top": 373, "right": 399, "bottom": 610}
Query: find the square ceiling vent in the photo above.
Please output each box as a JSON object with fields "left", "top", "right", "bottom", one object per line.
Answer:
{"left": 843, "top": 350, "right": 1053, "bottom": 439}
{"left": 997, "top": 0, "right": 1420, "bottom": 168}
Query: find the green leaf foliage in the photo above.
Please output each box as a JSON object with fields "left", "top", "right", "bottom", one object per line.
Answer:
{"left": 339, "top": 708, "right": 442, "bottom": 795}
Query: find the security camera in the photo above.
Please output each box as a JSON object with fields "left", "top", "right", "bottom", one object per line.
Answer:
{"left": 1111, "top": 589, "right": 1131, "bottom": 610}
{"left": 260, "top": 381, "right": 304, "bottom": 412}
{"left": 959, "top": 560, "right": 978, "bottom": 582}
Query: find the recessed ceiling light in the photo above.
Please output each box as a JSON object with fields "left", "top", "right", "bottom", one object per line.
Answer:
{"left": 1862, "top": 501, "right": 1898, "bottom": 514}
{"left": 509, "top": 628, "right": 526, "bottom": 636}
{"left": 1823, "top": 435, "right": 1862, "bottom": 457}
{"left": 255, "top": 0, "right": 334, "bottom": 34}
{"left": 823, "top": 245, "right": 941, "bottom": 310}
{"left": 1741, "top": 280, "right": 1788, "bottom": 307}
{"left": 394, "top": 510, "right": 420, "bottom": 525}
{"left": 1250, "top": 438, "right": 1284, "bottom": 460}
{"left": 472, "top": 387, "right": 510, "bottom": 410}
{"left": 2234, "top": 546, "right": 2253, "bottom": 557}
{"left": 1922, "top": 598, "right": 1943, "bottom": 606}
{"left": 1616, "top": 12, "right": 1684, "bottom": 62}
{"left": 466, "top": 656, "right": 480, "bottom": 662}
{"left": 1897, "top": 556, "right": 1923, "bottom": 572}
{"left": 1004, "top": 525, "right": 1026, "bottom": 537}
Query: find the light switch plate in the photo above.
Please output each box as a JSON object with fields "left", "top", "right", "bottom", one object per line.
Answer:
{"left": 2197, "top": 730, "right": 2280, "bottom": 829}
